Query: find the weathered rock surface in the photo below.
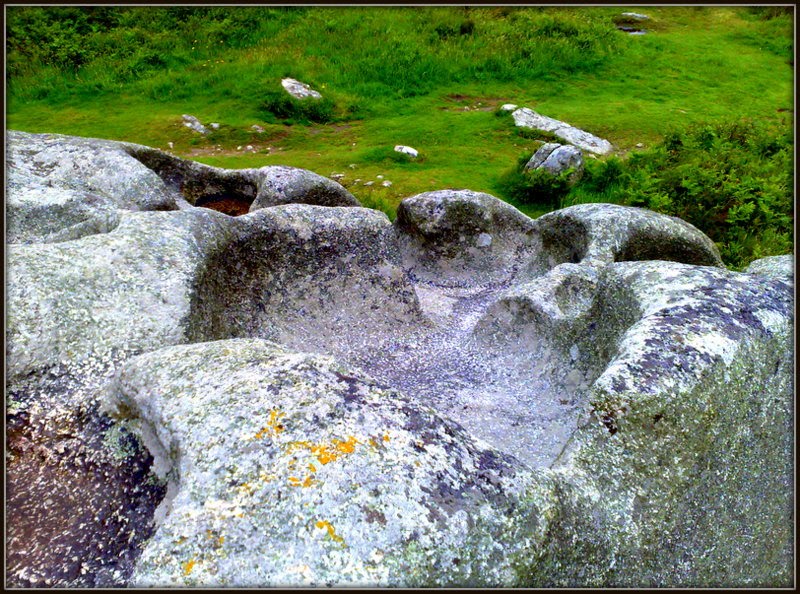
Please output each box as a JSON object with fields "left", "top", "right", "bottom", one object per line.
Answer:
{"left": 512, "top": 107, "right": 613, "bottom": 155}
{"left": 281, "top": 77, "right": 323, "bottom": 100}
{"left": 248, "top": 165, "right": 360, "bottom": 211}
{"left": 393, "top": 189, "right": 539, "bottom": 286}
{"left": 6, "top": 131, "right": 179, "bottom": 244}
{"left": 531, "top": 202, "right": 724, "bottom": 270}
{"left": 107, "top": 339, "right": 553, "bottom": 587}
{"left": 6, "top": 130, "right": 793, "bottom": 588}
{"left": 6, "top": 131, "right": 357, "bottom": 243}
{"left": 525, "top": 143, "right": 584, "bottom": 183}
{"left": 746, "top": 254, "right": 794, "bottom": 284}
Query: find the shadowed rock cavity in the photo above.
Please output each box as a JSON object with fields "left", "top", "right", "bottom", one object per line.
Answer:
{"left": 126, "top": 148, "right": 359, "bottom": 215}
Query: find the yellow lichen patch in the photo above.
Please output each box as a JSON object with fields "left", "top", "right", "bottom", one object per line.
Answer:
{"left": 236, "top": 482, "right": 256, "bottom": 496}
{"left": 315, "top": 520, "right": 345, "bottom": 544}
{"left": 183, "top": 558, "right": 196, "bottom": 576}
{"left": 288, "top": 475, "right": 316, "bottom": 488}
{"left": 334, "top": 435, "right": 358, "bottom": 454}
{"left": 383, "top": 433, "right": 390, "bottom": 442}
{"left": 287, "top": 436, "right": 361, "bottom": 465}
{"left": 253, "top": 409, "right": 286, "bottom": 440}
{"left": 308, "top": 462, "right": 317, "bottom": 473}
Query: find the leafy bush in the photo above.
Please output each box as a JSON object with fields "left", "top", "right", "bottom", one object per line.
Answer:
{"left": 496, "top": 152, "right": 573, "bottom": 208}
{"left": 567, "top": 119, "right": 793, "bottom": 269}
{"left": 360, "top": 147, "right": 420, "bottom": 165}
{"left": 258, "top": 90, "right": 336, "bottom": 125}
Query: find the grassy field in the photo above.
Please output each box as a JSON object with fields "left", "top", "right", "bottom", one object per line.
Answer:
{"left": 6, "top": 6, "right": 793, "bottom": 265}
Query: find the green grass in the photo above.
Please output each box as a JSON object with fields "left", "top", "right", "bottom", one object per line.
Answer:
{"left": 6, "top": 6, "right": 793, "bottom": 263}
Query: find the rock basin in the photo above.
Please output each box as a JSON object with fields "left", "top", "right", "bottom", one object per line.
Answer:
{"left": 5, "top": 131, "right": 794, "bottom": 587}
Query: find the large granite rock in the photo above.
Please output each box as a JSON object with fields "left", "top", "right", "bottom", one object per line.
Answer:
{"left": 107, "top": 339, "right": 553, "bottom": 587}
{"left": 248, "top": 165, "right": 360, "bottom": 211}
{"left": 6, "top": 130, "right": 357, "bottom": 245}
{"left": 6, "top": 131, "right": 793, "bottom": 588}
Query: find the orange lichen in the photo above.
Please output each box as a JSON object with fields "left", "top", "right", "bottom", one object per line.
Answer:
{"left": 236, "top": 482, "right": 256, "bottom": 496}
{"left": 287, "top": 435, "right": 361, "bottom": 465}
{"left": 288, "top": 475, "right": 316, "bottom": 488}
{"left": 383, "top": 433, "right": 390, "bottom": 442}
{"left": 253, "top": 409, "right": 286, "bottom": 440}
{"left": 183, "top": 558, "right": 196, "bottom": 576}
{"left": 315, "top": 520, "right": 345, "bottom": 544}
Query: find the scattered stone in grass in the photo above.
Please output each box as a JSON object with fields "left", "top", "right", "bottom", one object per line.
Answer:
{"left": 281, "top": 77, "right": 323, "bottom": 100}
{"left": 395, "top": 145, "right": 419, "bottom": 158}
{"left": 181, "top": 115, "right": 208, "bottom": 135}
{"left": 525, "top": 143, "right": 585, "bottom": 184}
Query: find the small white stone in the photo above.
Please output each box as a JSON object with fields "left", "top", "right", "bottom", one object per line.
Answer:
{"left": 377, "top": 175, "right": 384, "bottom": 179}
{"left": 476, "top": 233, "right": 492, "bottom": 248}
{"left": 500, "top": 103, "right": 518, "bottom": 111}
{"left": 364, "top": 181, "right": 374, "bottom": 186}
{"left": 382, "top": 180, "right": 392, "bottom": 187}
{"left": 237, "top": 146, "right": 243, "bottom": 151}
{"left": 209, "top": 123, "right": 220, "bottom": 129}
{"left": 394, "top": 145, "right": 419, "bottom": 158}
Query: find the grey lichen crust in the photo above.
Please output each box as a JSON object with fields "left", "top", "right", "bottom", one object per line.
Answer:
{"left": 6, "top": 130, "right": 794, "bottom": 587}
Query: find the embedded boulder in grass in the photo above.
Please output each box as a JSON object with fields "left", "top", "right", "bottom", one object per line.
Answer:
{"left": 511, "top": 107, "right": 613, "bottom": 155}
{"left": 182, "top": 114, "right": 209, "bottom": 135}
{"left": 107, "top": 338, "right": 554, "bottom": 587}
{"left": 525, "top": 143, "right": 585, "bottom": 184}
{"left": 394, "top": 145, "right": 419, "bottom": 158}
{"left": 281, "top": 77, "right": 323, "bottom": 100}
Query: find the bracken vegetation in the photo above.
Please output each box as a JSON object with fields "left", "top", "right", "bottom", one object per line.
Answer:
{"left": 6, "top": 6, "right": 793, "bottom": 269}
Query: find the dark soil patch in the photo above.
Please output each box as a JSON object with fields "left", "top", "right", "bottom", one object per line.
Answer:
{"left": 196, "top": 195, "right": 252, "bottom": 216}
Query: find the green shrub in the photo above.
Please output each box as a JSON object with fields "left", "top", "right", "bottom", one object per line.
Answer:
{"left": 568, "top": 119, "right": 793, "bottom": 269}
{"left": 258, "top": 89, "right": 336, "bottom": 125}
{"left": 360, "top": 146, "right": 420, "bottom": 165}
{"left": 496, "top": 152, "right": 573, "bottom": 208}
